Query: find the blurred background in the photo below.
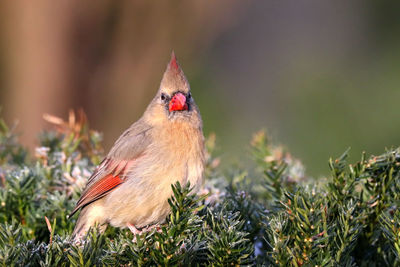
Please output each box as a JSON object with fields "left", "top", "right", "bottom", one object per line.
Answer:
{"left": 0, "top": 1, "right": 399, "bottom": 177}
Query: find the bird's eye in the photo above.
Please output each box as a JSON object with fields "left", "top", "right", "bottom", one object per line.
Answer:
{"left": 187, "top": 93, "right": 192, "bottom": 99}
{"left": 161, "top": 93, "right": 167, "bottom": 101}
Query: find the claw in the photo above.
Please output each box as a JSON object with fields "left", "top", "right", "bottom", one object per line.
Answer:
{"left": 127, "top": 223, "right": 141, "bottom": 242}
{"left": 145, "top": 224, "right": 162, "bottom": 233}
{"left": 127, "top": 223, "right": 162, "bottom": 242}
{"left": 127, "top": 223, "right": 140, "bottom": 234}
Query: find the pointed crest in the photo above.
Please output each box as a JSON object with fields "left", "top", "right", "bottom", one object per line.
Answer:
{"left": 169, "top": 51, "right": 179, "bottom": 71}
{"left": 160, "top": 51, "right": 190, "bottom": 95}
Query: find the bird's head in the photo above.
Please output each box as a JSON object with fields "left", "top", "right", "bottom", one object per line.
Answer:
{"left": 145, "top": 52, "right": 201, "bottom": 127}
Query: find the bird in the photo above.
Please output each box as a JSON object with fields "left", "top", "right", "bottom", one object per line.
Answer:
{"left": 70, "top": 52, "right": 205, "bottom": 239}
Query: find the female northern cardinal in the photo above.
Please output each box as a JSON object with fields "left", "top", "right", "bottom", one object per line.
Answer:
{"left": 70, "top": 52, "right": 205, "bottom": 239}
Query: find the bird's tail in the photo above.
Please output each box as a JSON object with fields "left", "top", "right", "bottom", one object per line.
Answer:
{"left": 72, "top": 206, "right": 108, "bottom": 241}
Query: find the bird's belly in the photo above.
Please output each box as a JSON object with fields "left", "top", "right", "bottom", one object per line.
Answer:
{"left": 104, "top": 190, "right": 171, "bottom": 228}
{"left": 103, "top": 158, "right": 203, "bottom": 228}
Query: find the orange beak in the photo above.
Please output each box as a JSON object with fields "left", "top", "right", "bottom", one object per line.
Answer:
{"left": 169, "top": 92, "right": 188, "bottom": 112}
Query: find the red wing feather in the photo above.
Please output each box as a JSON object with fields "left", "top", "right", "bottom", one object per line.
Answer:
{"left": 69, "top": 174, "right": 122, "bottom": 217}
{"left": 69, "top": 158, "right": 133, "bottom": 217}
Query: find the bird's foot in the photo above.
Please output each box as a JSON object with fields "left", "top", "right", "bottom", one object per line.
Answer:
{"left": 126, "top": 223, "right": 162, "bottom": 242}
{"left": 144, "top": 224, "right": 162, "bottom": 233}
{"left": 127, "top": 223, "right": 141, "bottom": 235}
{"left": 72, "top": 234, "right": 85, "bottom": 246}
{"left": 127, "top": 223, "right": 141, "bottom": 242}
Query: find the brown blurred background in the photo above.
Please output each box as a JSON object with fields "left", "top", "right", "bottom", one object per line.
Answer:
{"left": 0, "top": 1, "right": 399, "bottom": 176}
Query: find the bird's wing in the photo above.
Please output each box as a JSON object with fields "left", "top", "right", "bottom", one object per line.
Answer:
{"left": 69, "top": 122, "right": 152, "bottom": 217}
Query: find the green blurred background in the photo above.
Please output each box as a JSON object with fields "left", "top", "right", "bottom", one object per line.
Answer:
{"left": 0, "top": 1, "right": 399, "bottom": 177}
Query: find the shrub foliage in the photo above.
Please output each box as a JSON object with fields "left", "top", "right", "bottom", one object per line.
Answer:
{"left": 0, "top": 113, "right": 399, "bottom": 266}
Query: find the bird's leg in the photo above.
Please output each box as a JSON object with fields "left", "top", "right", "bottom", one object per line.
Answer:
{"left": 127, "top": 223, "right": 141, "bottom": 234}
{"left": 127, "top": 223, "right": 142, "bottom": 242}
